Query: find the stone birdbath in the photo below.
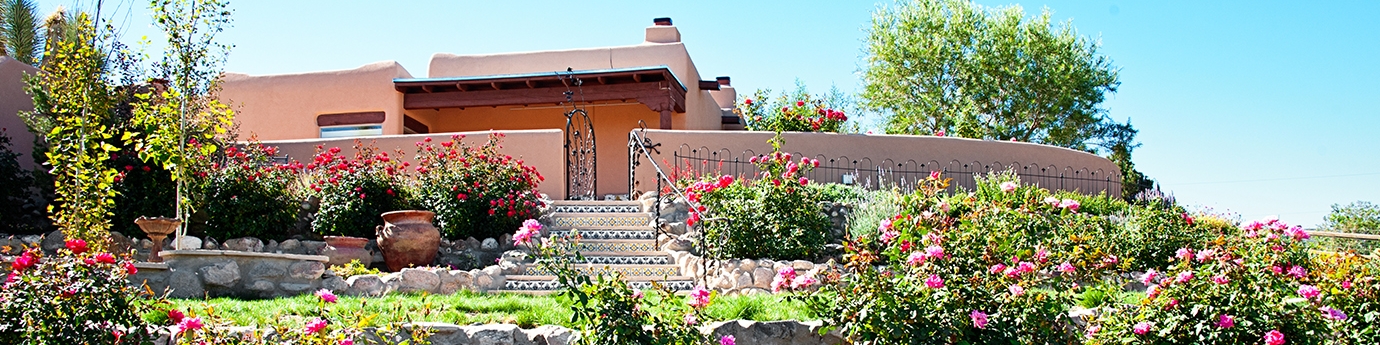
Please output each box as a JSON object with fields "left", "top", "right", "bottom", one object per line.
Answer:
{"left": 135, "top": 216, "right": 181, "bottom": 262}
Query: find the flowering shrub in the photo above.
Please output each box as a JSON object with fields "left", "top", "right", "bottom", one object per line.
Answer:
{"left": 411, "top": 133, "right": 544, "bottom": 240}
{"left": 111, "top": 149, "right": 176, "bottom": 236}
{"left": 517, "top": 222, "right": 714, "bottom": 345}
{"left": 198, "top": 143, "right": 304, "bottom": 240}
{"left": 686, "top": 134, "right": 833, "bottom": 261}
{"left": 736, "top": 88, "right": 849, "bottom": 133}
{"left": 166, "top": 287, "right": 432, "bottom": 344}
{"left": 307, "top": 141, "right": 415, "bottom": 238}
{"left": 1089, "top": 218, "right": 1380, "bottom": 344}
{"left": 0, "top": 239, "right": 157, "bottom": 344}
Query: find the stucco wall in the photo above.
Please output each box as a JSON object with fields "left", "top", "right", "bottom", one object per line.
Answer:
{"left": 257, "top": 129, "right": 566, "bottom": 199}
{"left": 220, "top": 61, "right": 413, "bottom": 141}
{"left": 631, "top": 130, "right": 1124, "bottom": 197}
{"left": 0, "top": 57, "right": 38, "bottom": 171}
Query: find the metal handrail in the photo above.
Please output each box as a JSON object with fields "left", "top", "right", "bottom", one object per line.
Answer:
{"left": 628, "top": 121, "right": 725, "bottom": 286}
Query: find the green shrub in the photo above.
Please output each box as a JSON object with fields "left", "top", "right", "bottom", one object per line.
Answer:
{"left": 688, "top": 134, "right": 833, "bottom": 261}
{"left": 0, "top": 241, "right": 157, "bottom": 344}
{"left": 0, "top": 128, "right": 45, "bottom": 234}
{"left": 846, "top": 188, "right": 903, "bottom": 240}
{"left": 412, "top": 133, "right": 544, "bottom": 240}
{"left": 308, "top": 142, "right": 414, "bottom": 238}
{"left": 197, "top": 144, "right": 302, "bottom": 241}
{"left": 110, "top": 152, "right": 176, "bottom": 236}
{"left": 1315, "top": 201, "right": 1380, "bottom": 255}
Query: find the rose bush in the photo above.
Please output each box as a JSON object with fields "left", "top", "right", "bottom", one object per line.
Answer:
{"left": 411, "top": 133, "right": 544, "bottom": 240}
{"left": 0, "top": 239, "right": 157, "bottom": 344}
{"left": 307, "top": 141, "right": 415, "bottom": 239}
{"left": 736, "top": 88, "right": 849, "bottom": 133}
{"left": 197, "top": 143, "right": 303, "bottom": 241}
{"left": 685, "top": 134, "right": 833, "bottom": 261}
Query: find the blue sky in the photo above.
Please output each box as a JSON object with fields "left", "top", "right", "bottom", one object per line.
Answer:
{"left": 56, "top": 0, "right": 1379, "bottom": 227}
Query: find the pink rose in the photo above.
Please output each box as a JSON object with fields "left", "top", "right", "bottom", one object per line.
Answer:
{"left": 65, "top": 239, "right": 88, "bottom": 255}
{"left": 1058, "top": 262, "right": 1076, "bottom": 273}
{"left": 1217, "top": 314, "right": 1235, "bottom": 328}
{"left": 1298, "top": 285, "right": 1321, "bottom": 300}
{"left": 906, "top": 251, "right": 926, "bottom": 266}
{"left": 1000, "top": 181, "right": 1018, "bottom": 192}
{"left": 970, "top": 310, "right": 989, "bottom": 329}
{"left": 1133, "top": 322, "right": 1152, "bottom": 335}
{"left": 1263, "top": 329, "right": 1285, "bottom": 345}
{"left": 924, "top": 274, "right": 944, "bottom": 289}
{"left": 688, "top": 285, "right": 711, "bottom": 308}
{"left": 315, "top": 289, "right": 338, "bottom": 303}
{"left": 305, "top": 318, "right": 328, "bottom": 333}
{"left": 1008, "top": 284, "right": 1025, "bottom": 296}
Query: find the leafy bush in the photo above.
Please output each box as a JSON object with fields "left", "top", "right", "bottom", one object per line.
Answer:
{"left": 307, "top": 141, "right": 414, "bottom": 238}
{"left": 198, "top": 143, "right": 303, "bottom": 241}
{"left": 687, "top": 135, "right": 833, "bottom": 261}
{"left": 736, "top": 86, "right": 850, "bottom": 133}
{"left": 0, "top": 240, "right": 157, "bottom": 344}
{"left": 1089, "top": 218, "right": 1379, "bottom": 344}
{"left": 110, "top": 151, "right": 176, "bottom": 236}
{"left": 412, "top": 133, "right": 545, "bottom": 240}
{"left": 518, "top": 223, "right": 717, "bottom": 345}
{"left": 0, "top": 128, "right": 45, "bottom": 234}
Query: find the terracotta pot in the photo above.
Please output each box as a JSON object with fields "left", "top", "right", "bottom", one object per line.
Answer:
{"left": 134, "top": 216, "right": 180, "bottom": 263}
{"left": 321, "top": 236, "right": 373, "bottom": 267}
{"left": 376, "top": 210, "right": 440, "bottom": 271}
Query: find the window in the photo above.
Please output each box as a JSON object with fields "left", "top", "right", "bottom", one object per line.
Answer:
{"left": 319, "top": 125, "right": 383, "bottom": 139}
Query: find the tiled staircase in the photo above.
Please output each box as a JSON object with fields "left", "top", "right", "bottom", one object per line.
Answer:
{"left": 498, "top": 200, "right": 697, "bottom": 293}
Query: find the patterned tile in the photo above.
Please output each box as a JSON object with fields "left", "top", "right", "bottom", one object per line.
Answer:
{"left": 547, "top": 229, "right": 655, "bottom": 240}
{"left": 503, "top": 279, "right": 696, "bottom": 291}
{"left": 551, "top": 215, "right": 652, "bottom": 228}
{"left": 523, "top": 265, "right": 679, "bottom": 277}
{"left": 576, "top": 241, "right": 657, "bottom": 253}
{"left": 552, "top": 204, "right": 642, "bottom": 213}
{"left": 576, "top": 256, "right": 671, "bottom": 265}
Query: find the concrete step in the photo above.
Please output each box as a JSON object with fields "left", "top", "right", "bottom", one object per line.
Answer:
{"left": 500, "top": 277, "right": 696, "bottom": 292}
{"left": 546, "top": 229, "right": 655, "bottom": 240}
{"left": 546, "top": 213, "right": 654, "bottom": 229}
{"left": 548, "top": 200, "right": 644, "bottom": 214}
{"left": 522, "top": 264, "right": 680, "bottom": 277}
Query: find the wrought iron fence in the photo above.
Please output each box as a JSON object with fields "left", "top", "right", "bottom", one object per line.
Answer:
{"left": 669, "top": 144, "right": 1123, "bottom": 197}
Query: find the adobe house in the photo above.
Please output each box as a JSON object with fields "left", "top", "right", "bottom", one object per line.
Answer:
{"left": 222, "top": 17, "right": 741, "bottom": 200}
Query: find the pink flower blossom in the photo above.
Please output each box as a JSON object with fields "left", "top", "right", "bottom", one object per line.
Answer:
{"left": 791, "top": 275, "right": 818, "bottom": 289}
{"left": 1212, "top": 275, "right": 1230, "bottom": 285}
{"left": 1298, "top": 284, "right": 1321, "bottom": 300}
{"left": 1182, "top": 212, "right": 1195, "bottom": 226}
{"left": 1146, "top": 285, "right": 1161, "bottom": 299}
{"left": 924, "top": 274, "right": 944, "bottom": 289}
{"left": 1142, "top": 271, "right": 1159, "bottom": 286}
{"left": 632, "top": 290, "right": 644, "bottom": 299}
{"left": 1016, "top": 261, "right": 1036, "bottom": 275}
{"left": 1342, "top": 280, "right": 1353, "bottom": 289}
{"left": 1175, "top": 247, "right": 1193, "bottom": 261}
{"left": 879, "top": 230, "right": 899, "bottom": 244}
{"left": 906, "top": 251, "right": 926, "bottom": 266}
{"left": 124, "top": 262, "right": 138, "bottom": 275}
{"left": 989, "top": 264, "right": 1007, "bottom": 275}
{"left": 929, "top": 171, "right": 942, "bottom": 180}
{"left": 1175, "top": 271, "right": 1194, "bottom": 283}
{"left": 168, "top": 309, "right": 185, "bottom": 324}
{"left": 1034, "top": 248, "right": 1049, "bottom": 263}
{"left": 1086, "top": 325, "right": 1100, "bottom": 338}
{"left": 1008, "top": 285, "right": 1025, "bottom": 296}
{"left": 179, "top": 316, "right": 203, "bottom": 332}
{"left": 341, "top": 339, "right": 355, "bottom": 345}
{"left": 65, "top": 239, "right": 88, "bottom": 255}
{"left": 1270, "top": 265, "right": 1284, "bottom": 275}
{"left": 1287, "top": 265, "right": 1307, "bottom": 279}
{"left": 305, "top": 318, "right": 328, "bottom": 333}
{"left": 922, "top": 232, "right": 943, "bottom": 245}
{"left": 798, "top": 177, "right": 809, "bottom": 185}
{"left": 1218, "top": 314, "right": 1235, "bottom": 328}
{"left": 1166, "top": 299, "right": 1180, "bottom": 309}
{"left": 1043, "top": 197, "right": 1060, "bottom": 206}
{"left": 315, "top": 289, "right": 338, "bottom": 303}
{"left": 1133, "top": 322, "right": 1152, "bottom": 335}
{"left": 1058, "top": 199, "right": 1080, "bottom": 212}
{"left": 970, "top": 310, "right": 989, "bottom": 329}
{"left": 720, "top": 335, "right": 736, "bottom": 345}
{"left": 684, "top": 313, "right": 698, "bottom": 325}
{"left": 12, "top": 251, "right": 36, "bottom": 271}
{"left": 1000, "top": 181, "right": 1018, "bottom": 192}
{"left": 1287, "top": 226, "right": 1310, "bottom": 240}
{"left": 1195, "top": 249, "right": 1215, "bottom": 263}
{"left": 924, "top": 245, "right": 945, "bottom": 260}
{"left": 1102, "top": 255, "right": 1119, "bottom": 266}
{"left": 95, "top": 252, "right": 116, "bottom": 264}
{"left": 513, "top": 219, "right": 542, "bottom": 245}
{"left": 688, "top": 286, "right": 711, "bottom": 308}
{"left": 1263, "top": 330, "right": 1285, "bottom": 345}
{"left": 1058, "top": 262, "right": 1076, "bottom": 273}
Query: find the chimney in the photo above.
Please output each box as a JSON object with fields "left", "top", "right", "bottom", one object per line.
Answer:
{"left": 710, "top": 75, "right": 736, "bottom": 109}
{"left": 645, "top": 17, "right": 681, "bottom": 44}
{"left": 716, "top": 76, "right": 730, "bottom": 86}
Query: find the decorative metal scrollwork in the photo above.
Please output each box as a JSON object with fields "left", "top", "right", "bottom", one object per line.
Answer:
{"left": 562, "top": 72, "right": 597, "bottom": 200}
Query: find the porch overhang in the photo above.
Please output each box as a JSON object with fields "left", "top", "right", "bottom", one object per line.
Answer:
{"left": 394, "top": 66, "right": 688, "bottom": 115}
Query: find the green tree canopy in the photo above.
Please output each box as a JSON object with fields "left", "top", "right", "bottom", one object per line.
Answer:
{"left": 862, "top": 0, "right": 1125, "bottom": 153}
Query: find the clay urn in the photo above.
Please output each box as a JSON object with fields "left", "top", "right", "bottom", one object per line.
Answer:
{"left": 321, "top": 236, "right": 373, "bottom": 267}
{"left": 376, "top": 210, "right": 440, "bottom": 271}
{"left": 134, "top": 216, "right": 180, "bottom": 263}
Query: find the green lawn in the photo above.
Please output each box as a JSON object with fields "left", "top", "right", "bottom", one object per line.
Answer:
{"left": 169, "top": 291, "right": 817, "bottom": 329}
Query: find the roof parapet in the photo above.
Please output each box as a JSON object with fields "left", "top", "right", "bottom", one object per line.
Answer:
{"left": 645, "top": 17, "right": 680, "bottom": 44}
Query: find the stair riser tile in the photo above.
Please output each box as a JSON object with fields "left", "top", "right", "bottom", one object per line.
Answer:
{"left": 549, "top": 216, "right": 652, "bottom": 228}
{"left": 503, "top": 280, "right": 695, "bottom": 291}
{"left": 523, "top": 266, "right": 679, "bottom": 277}
{"left": 546, "top": 230, "right": 655, "bottom": 240}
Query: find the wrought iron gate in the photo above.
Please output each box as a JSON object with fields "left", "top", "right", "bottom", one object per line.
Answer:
{"left": 565, "top": 107, "right": 596, "bottom": 200}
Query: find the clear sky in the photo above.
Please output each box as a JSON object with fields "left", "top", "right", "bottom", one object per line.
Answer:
{"left": 51, "top": 0, "right": 1380, "bottom": 227}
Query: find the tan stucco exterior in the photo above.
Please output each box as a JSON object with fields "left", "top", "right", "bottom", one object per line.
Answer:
{"left": 219, "top": 61, "right": 414, "bottom": 141}
{"left": 0, "top": 57, "right": 38, "bottom": 171}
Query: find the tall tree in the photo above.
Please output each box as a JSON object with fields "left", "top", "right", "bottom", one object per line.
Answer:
{"left": 861, "top": 0, "right": 1122, "bottom": 152}
{"left": 1, "top": 0, "right": 43, "bottom": 65}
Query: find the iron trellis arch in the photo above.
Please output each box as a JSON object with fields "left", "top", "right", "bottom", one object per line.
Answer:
{"left": 565, "top": 107, "right": 596, "bottom": 200}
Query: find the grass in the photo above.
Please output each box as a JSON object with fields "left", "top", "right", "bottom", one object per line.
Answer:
{"left": 169, "top": 290, "right": 816, "bottom": 329}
